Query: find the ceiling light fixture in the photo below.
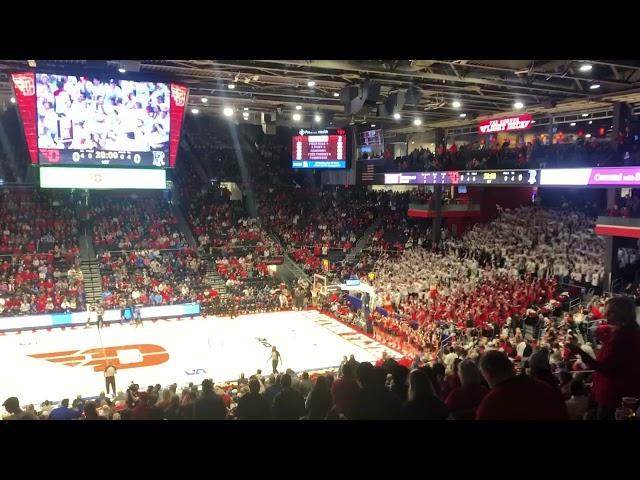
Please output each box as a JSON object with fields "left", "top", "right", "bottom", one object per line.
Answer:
{"left": 10, "top": 97, "right": 16, "bottom": 104}
{"left": 118, "top": 68, "right": 126, "bottom": 73}
{"left": 314, "top": 114, "right": 322, "bottom": 122}
{"left": 223, "top": 107, "right": 234, "bottom": 117}
{"left": 201, "top": 97, "right": 208, "bottom": 103}
{"left": 570, "top": 122, "right": 576, "bottom": 126}
{"left": 307, "top": 81, "right": 316, "bottom": 87}
{"left": 292, "top": 113, "right": 301, "bottom": 121}
{"left": 589, "top": 84, "right": 601, "bottom": 90}
{"left": 452, "top": 101, "right": 461, "bottom": 108}
{"left": 514, "top": 101, "right": 524, "bottom": 109}
{"left": 295, "top": 105, "right": 302, "bottom": 110}
{"left": 579, "top": 64, "right": 593, "bottom": 72}
{"left": 191, "top": 108, "right": 199, "bottom": 114}
{"left": 413, "top": 118, "right": 422, "bottom": 126}
{"left": 243, "top": 107, "right": 249, "bottom": 111}
{"left": 582, "top": 113, "right": 589, "bottom": 117}
{"left": 588, "top": 120, "right": 593, "bottom": 124}
{"left": 228, "top": 83, "right": 236, "bottom": 90}
{"left": 393, "top": 113, "right": 401, "bottom": 120}
{"left": 459, "top": 113, "right": 467, "bottom": 118}
{"left": 333, "top": 92, "right": 340, "bottom": 97}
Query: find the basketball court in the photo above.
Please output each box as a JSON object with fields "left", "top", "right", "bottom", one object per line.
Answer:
{"left": 0, "top": 310, "right": 400, "bottom": 406}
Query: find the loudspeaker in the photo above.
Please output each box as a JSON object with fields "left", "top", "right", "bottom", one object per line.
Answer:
{"left": 261, "top": 112, "right": 276, "bottom": 135}
{"left": 405, "top": 85, "right": 422, "bottom": 105}
{"left": 365, "top": 81, "right": 380, "bottom": 105}
{"left": 377, "top": 91, "right": 406, "bottom": 117}
{"left": 343, "top": 80, "right": 379, "bottom": 115}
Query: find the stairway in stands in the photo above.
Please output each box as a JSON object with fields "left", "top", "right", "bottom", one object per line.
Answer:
{"left": 205, "top": 263, "right": 228, "bottom": 297}
{"left": 80, "top": 259, "right": 102, "bottom": 307}
{"left": 344, "top": 216, "right": 383, "bottom": 264}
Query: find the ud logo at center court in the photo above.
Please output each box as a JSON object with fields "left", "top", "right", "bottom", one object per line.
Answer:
{"left": 29, "top": 344, "right": 169, "bottom": 371}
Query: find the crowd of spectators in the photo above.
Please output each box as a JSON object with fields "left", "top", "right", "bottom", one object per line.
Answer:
{"left": 98, "top": 248, "right": 207, "bottom": 309}
{"left": 91, "top": 193, "right": 186, "bottom": 251}
{"left": 0, "top": 189, "right": 84, "bottom": 316}
{"left": 375, "top": 137, "right": 626, "bottom": 173}
{"left": 321, "top": 207, "right": 605, "bottom": 364}
{"left": 258, "top": 188, "right": 379, "bottom": 275}
{"left": 6, "top": 293, "right": 640, "bottom": 420}
{"left": 608, "top": 190, "right": 640, "bottom": 218}
{"left": 444, "top": 207, "right": 605, "bottom": 289}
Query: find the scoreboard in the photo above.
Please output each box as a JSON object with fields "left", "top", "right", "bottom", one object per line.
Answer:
{"left": 384, "top": 169, "right": 538, "bottom": 186}
{"left": 11, "top": 72, "right": 188, "bottom": 169}
{"left": 292, "top": 128, "right": 347, "bottom": 169}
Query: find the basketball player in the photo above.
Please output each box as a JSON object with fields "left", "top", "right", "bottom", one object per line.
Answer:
{"left": 268, "top": 346, "right": 282, "bottom": 374}
{"left": 133, "top": 305, "right": 142, "bottom": 327}
{"left": 104, "top": 363, "right": 117, "bottom": 397}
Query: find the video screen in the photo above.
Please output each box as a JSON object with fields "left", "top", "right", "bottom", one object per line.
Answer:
{"left": 292, "top": 129, "right": 347, "bottom": 169}
{"left": 36, "top": 74, "right": 171, "bottom": 167}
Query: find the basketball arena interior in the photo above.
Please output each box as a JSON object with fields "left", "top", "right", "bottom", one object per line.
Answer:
{"left": 0, "top": 59, "right": 639, "bottom": 421}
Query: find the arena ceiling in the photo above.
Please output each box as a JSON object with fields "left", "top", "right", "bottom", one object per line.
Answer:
{"left": 1, "top": 59, "right": 640, "bottom": 133}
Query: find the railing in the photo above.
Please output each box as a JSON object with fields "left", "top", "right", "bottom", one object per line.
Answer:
{"left": 611, "top": 276, "right": 624, "bottom": 293}
{"left": 363, "top": 140, "right": 633, "bottom": 173}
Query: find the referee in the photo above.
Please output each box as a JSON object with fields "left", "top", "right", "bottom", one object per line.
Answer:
{"left": 97, "top": 307, "right": 104, "bottom": 330}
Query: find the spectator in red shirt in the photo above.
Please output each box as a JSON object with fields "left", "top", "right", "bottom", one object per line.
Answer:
{"left": 568, "top": 296, "right": 640, "bottom": 420}
{"left": 331, "top": 362, "right": 360, "bottom": 417}
{"left": 477, "top": 350, "right": 568, "bottom": 420}
{"left": 445, "top": 360, "right": 489, "bottom": 420}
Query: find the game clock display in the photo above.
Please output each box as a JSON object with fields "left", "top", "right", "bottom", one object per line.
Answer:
{"left": 39, "top": 147, "right": 167, "bottom": 167}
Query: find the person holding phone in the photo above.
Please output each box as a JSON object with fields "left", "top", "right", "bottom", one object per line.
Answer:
{"left": 567, "top": 295, "right": 640, "bottom": 420}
